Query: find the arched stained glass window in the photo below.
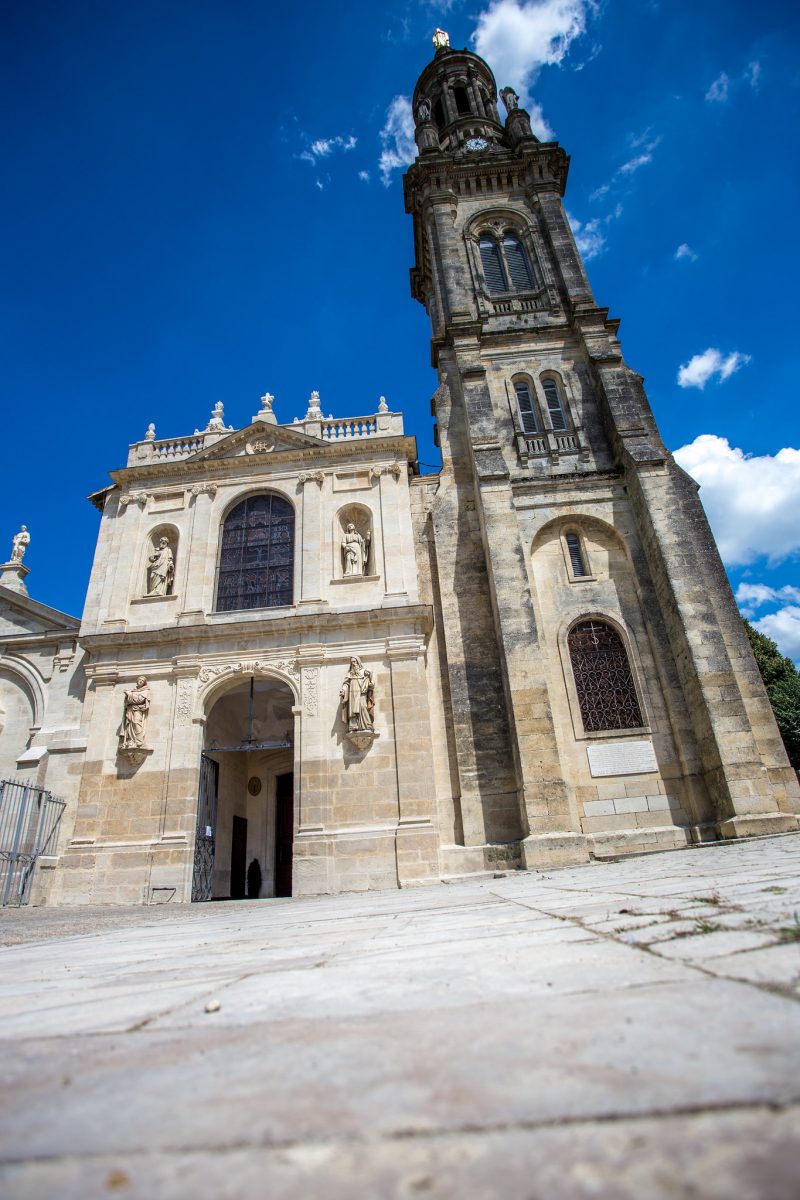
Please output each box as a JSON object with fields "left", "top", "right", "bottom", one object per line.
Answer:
{"left": 542, "top": 378, "right": 568, "bottom": 431}
{"left": 565, "top": 532, "right": 588, "bottom": 578}
{"left": 479, "top": 236, "right": 507, "bottom": 294}
{"left": 514, "top": 381, "right": 540, "bottom": 435}
{"left": 503, "top": 233, "right": 533, "bottom": 290}
{"left": 216, "top": 494, "right": 295, "bottom": 612}
{"left": 568, "top": 620, "right": 644, "bottom": 732}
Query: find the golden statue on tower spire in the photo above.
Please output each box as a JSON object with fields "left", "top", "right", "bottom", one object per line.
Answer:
{"left": 432, "top": 28, "right": 450, "bottom": 51}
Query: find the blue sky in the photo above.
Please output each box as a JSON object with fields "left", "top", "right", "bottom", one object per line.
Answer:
{"left": 2, "top": 0, "right": 799, "bottom": 657}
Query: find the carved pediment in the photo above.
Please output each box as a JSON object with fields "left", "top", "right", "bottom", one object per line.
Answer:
{"left": 187, "top": 421, "right": 326, "bottom": 463}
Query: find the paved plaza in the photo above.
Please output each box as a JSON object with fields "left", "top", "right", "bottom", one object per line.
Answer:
{"left": 1, "top": 835, "right": 799, "bottom": 1198}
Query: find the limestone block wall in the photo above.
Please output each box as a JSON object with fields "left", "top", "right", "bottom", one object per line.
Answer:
{"left": 525, "top": 498, "right": 712, "bottom": 856}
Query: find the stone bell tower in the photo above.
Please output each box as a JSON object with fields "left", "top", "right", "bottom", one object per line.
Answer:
{"left": 404, "top": 31, "right": 799, "bottom": 869}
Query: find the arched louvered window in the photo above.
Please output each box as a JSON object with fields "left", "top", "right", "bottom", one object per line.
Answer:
{"left": 480, "top": 236, "right": 507, "bottom": 294}
{"left": 542, "top": 378, "right": 568, "bottom": 431}
{"left": 568, "top": 620, "right": 644, "bottom": 732}
{"left": 565, "top": 532, "right": 588, "bottom": 578}
{"left": 503, "top": 233, "right": 533, "bottom": 290}
{"left": 514, "top": 381, "right": 540, "bottom": 435}
{"left": 216, "top": 493, "right": 295, "bottom": 612}
{"left": 454, "top": 86, "right": 471, "bottom": 116}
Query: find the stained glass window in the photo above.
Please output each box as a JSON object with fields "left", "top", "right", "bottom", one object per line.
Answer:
{"left": 568, "top": 620, "right": 644, "bottom": 732}
{"left": 215, "top": 494, "right": 294, "bottom": 612}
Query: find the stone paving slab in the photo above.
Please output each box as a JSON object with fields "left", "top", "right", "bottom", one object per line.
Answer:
{"left": 0, "top": 835, "right": 799, "bottom": 1198}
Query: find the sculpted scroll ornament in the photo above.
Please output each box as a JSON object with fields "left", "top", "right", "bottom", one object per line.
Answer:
{"left": 198, "top": 659, "right": 300, "bottom": 684}
{"left": 119, "top": 492, "right": 148, "bottom": 509}
{"left": 176, "top": 679, "right": 194, "bottom": 725}
{"left": 302, "top": 667, "right": 319, "bottom": 717}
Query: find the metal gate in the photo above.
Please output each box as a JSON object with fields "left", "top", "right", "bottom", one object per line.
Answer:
{"left": 191, "top": 754, "right": 219, "bottom": 902}
{"left": 0, "top": 779, "right": 66, "bottom": 907}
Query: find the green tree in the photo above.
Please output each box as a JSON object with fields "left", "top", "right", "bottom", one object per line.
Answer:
{"left": 744, "top": 620, "right": 800, "bottom": 769}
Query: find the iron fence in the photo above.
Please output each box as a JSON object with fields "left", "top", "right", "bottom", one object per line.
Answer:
{"left": 0, "top": 779, "right": 66, "bottom": 906}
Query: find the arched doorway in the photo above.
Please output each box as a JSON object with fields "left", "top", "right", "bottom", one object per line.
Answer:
{"left": 192, "top": 676, "right": 296, "bottom": 902}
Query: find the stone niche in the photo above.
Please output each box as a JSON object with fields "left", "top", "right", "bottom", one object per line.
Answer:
{"left": 134, "top": 523, "right": 179, "bottom": 603}
{"left": 333, "top": 503, "right": 377, "bottom": 582}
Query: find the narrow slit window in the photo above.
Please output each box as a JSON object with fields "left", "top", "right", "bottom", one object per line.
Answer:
{"left": 503, "top": 233, "right": 534, "bottom": 290}
{"left": 542, "top": 378, "right": 568, "bottom": 431}
{"left": 568, "top": 620, "right": 644, "bottom": 732}
{"left": 480, "top": 236, "right": 507, "bottom": 294}
{"left": 565, "top": 532, "right": 588, "bottom": 578}
{"left": 514, "top": 382, "right": 539, "bottom": 435}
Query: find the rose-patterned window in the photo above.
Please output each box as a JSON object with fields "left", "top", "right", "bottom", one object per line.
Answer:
{"left": 568, "top": 619, "right": 644, "bottom": 732}
{"left": 215, "top": 494, "right": 294, "bottom": 612}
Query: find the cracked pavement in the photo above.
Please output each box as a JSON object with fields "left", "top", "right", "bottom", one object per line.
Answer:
{"left": 1, "top": 835, "right": 799, "bottom": 1198}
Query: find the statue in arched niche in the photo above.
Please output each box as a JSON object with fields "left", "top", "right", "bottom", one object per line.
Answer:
{"left": 147, "top": 537, "right": 175, "bottom": 596}
{"left": 341, "top": 522, "right": 371, "bottom": 577}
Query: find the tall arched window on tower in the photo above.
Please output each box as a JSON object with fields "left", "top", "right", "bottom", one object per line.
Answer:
{"left": 514, "top": 380, "right": 541, "bottom": 435}
{"left": 216, "top": 493, "right": 295, "bottom": 612}
{"left": 568, "top": 619, "right": 644, "bottom": 732}
{"left": 503, "top": 233, "right": 533, "bottom": 290}
{"left": 542, "top": 377, "right": 569, "bottom": 431}
{"left": 479, "top": 235, "right": 507, "bottom": 294}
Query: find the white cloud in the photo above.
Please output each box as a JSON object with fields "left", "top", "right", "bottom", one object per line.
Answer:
{"left": 705, "top": 72, "right": 730, "bottom": 103}
{"left": 736, "top": 582, "right": 800, "bottom": 617}
{"left": 754, "top": 607, "right": 800, "bottom": 662}
{"left": 300, "top": 135, "right": 357, "bottom": 164}
{"left": 674, "top": 243, "right": 698, "bottom": 262}
{"left": 566, "top": 212, "right": 603, "bottom": 259}
{"left": 745, "top": 59, "right": 761, "bottom": 90}
{"left": 378, "top": 95, "right": 417, "bottom": 186}
{"left": 589, "top": 182, "right": 610, "bottom": 201}
{"left": 677, "top": 347, "right": 750, "bottom": 389}
{"left": 472, "top": 0, "right": 592, "bottom": 112}
{"left": 358, "top": 170, "right": 370, "bottom": 182}
{"left": 619, "top": 151, "right": 652, "bottom": 175}
{"left": 567, "top": 203, "right": 622, "bottom": 260}
{"left": 673, "top": 435, "right": 800, "bottom": 567}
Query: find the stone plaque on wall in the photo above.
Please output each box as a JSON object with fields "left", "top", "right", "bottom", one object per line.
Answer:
{"left": 587, "top": 740, "right": 657, "bottom": 778}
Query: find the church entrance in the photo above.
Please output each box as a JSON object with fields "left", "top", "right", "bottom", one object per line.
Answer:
{"left": 192, "top": 677, "right": 296, "bottom": 902}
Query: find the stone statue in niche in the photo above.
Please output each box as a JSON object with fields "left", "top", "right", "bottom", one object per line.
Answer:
{"left": 120, "top": 678, "right": 151, "bottom": 749}
{"left": 147, "top": 537, "right": 175, "bottom": 596}
{"left": 340, "top": 657, "right": 375, "bottom": 734}
{"left": 341, "top": 522, "right": 371, "bottom": 577}
{"left": 10, "top": 526, "right": 30, "bottom": 563}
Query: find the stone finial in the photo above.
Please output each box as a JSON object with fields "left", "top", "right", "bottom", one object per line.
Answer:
{"left": 253, "top": 391, "right": 278, "bottom": 426}
{"left": 144, "top": 423, "right": 156, "bottom": 442}
{"left": 432, "top": 28, "right": 450, "bottom": 51}
{"left": 378, "top": 396, "right": 389, "bottom": 414}
{"left": 10, "top": 525, "right": 30, "bottom": 564}
{"left": 305, "top": 390, "right": 322, "bottom": 419}
{"left": 205, "top": 401, "right": 232, "bottom": 433}
{"left": 500, "top": 86, "right": 519, "bottom": 113}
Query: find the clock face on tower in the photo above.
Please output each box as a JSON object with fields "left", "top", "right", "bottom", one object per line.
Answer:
{"left": 465, "top": 136, "right": 488, "bottom": 152}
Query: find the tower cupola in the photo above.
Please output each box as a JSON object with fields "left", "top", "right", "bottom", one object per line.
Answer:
{"left": 412, "top": 29, "right": 506, "bottom": 156}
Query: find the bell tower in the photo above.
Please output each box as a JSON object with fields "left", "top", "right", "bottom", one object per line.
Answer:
{"left": 404, "top": 31, "right": 799, "bottom": 868}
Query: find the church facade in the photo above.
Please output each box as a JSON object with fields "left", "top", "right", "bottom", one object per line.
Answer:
{"left": 2, "top": 34, "right": 798, "bottom": 906}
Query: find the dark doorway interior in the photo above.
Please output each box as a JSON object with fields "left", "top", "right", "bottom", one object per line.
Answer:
{"left": 230, "top": 815, "right": 248, "bottom": 899}
{"left": 275, "top": 772, "right": 294, "bottom": 897}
